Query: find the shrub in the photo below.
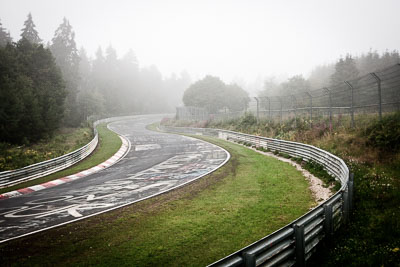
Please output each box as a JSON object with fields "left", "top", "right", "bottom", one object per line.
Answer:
{"left": 279, "top": 152, "right": 291, "bottom": 159}
{"left": 239, "top": 112, "right": 257, "bottom": 127}
{"left": 364, "top": 112, "right": 400, "bottom": 152}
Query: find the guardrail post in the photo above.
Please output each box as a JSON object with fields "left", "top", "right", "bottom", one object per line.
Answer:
{"left": 294, "top": 223, "right": 306, "bottom": 267}
{"left": 323, "top": 203, "right": 333, "bottom": 235}
{"left": 344, "top": 81, "right": 355, "bottom": 128}
{"left": 343, "top": 188, "right": 349, "bottom": 224}
{"left": 243, "top": 252, "right": 256, "bottom": 267}
{"left": 370, "top": 73, "right": 382, "bottom": 120}
{"left": 348, "top": 173, "right": 354, "bottom": 212}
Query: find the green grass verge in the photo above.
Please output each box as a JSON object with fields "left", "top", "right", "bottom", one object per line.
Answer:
{"left": 189, "top": 112, "right": 400, "bottom": 266}
{"left": 0, "top": 135, "right": 314, "bottom": 266}
{"left": 0, "top": 124, "right": 122, "bottom": 194}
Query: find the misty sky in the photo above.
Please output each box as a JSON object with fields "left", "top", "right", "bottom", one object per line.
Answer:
{"left": 1, "top": 0, "right": 399, "bottom": 93}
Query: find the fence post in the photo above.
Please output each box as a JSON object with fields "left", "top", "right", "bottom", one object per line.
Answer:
{"left": 267, "top": 97, "right": 271, "bottom": 122}
{"left": 254, "top": 97, "right": 259, "bottom": 123}
{"left": 370, "top": 73, "right": 382, "bottom": 120}
{"left": 294, "top": 223, "right": 306, "bottom": 267}
{"left": 344, "top": 81, "right": 355, "bottom": 128}
{"left": 292, "top": 95, "right": 297, "bottom": 128}
{"left": 279, "top": 97, "right": 283, "bottom": 125}
{"left": 306, "top": 92, "right": 312, "bottom": 128}
{"left": 324, "top": 87, "right": 332, "bottom": 131}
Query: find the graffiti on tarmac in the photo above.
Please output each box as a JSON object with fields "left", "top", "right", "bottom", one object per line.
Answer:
{"left": 0, "top": 139, "right": 228, "bottom": 241}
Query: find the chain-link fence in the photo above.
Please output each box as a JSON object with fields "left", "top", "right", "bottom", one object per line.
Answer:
{"left": 208, "top": 64, "right": 400, "bottom": 127}
{"left": 176, "top": 106, "right": 209, "bottom": 121}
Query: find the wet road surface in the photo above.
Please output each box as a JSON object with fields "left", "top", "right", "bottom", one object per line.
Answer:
{"left": 0, "top": 115, "right": 229, "bottom": 242}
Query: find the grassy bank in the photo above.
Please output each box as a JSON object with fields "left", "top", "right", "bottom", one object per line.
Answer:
{"left": 0, "top": 135, "right": 314, "bottom": 266}
{"left": 0, "top": 127, "right": 93, "bottom": 171}
{"left": 163, "top": 112, "right": 400, "bottom": 266}
{"left": 0, "top": 124, "right": 122, "bottom": 194}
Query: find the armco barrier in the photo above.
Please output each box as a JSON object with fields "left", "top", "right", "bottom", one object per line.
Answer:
{"left": 0, "top": 115, "right": 142, "bottom": 188}
{"left": 160, "top": 125, "right": 353, "bottom": 267}
{"left": 0, "top": 129, "right": 99, "bottom": 189}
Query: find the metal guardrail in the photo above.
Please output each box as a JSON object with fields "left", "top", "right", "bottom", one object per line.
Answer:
{"left": 160, "top": 125, "right": 353, "bottom": 267}
{"left": 0, "top": 115, "right": 143, "bottom": 188}
{"left": 0, "top": 126, "right": 101, "bottom": 189}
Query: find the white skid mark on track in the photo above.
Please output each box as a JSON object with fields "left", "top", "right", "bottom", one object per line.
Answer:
{"left": 68, "top": 207, "right": 82, "bottom": 217}
{"left": 135, "top": 144, "right": 161, "bottom": 151}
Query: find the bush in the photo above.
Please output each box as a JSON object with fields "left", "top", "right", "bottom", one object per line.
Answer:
{"left": 239, "top": 112, "right": 257, "bottom": 127}
{"left": 364, "top": 112, "right": 400, "bottom": 152}
{"left": 279, "top": 152, "right": 291, "bottom": 159}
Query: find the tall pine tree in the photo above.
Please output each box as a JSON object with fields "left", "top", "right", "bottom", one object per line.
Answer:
{"left": 77, "top": 47, "right": 105, "bottom": 121}
{"left": 0, "top": 19, "right": 12, "bottom": 47}
{"left": 51, "top": 18, "right": 80, "bottom": 126}
{"left": 20, "top": 13, "right": 42, "bottom": 44}
{"left": 330, "top": 54, "right": 359, "bottom": 86}
{"left": 0, "top": 39, "right": 65, "bottom": 144}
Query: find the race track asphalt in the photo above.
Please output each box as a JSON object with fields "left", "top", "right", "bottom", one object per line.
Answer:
{"left": 0, "top": 115, "right": 229, "bottom": 242}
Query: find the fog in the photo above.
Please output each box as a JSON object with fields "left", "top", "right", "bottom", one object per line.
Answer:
{"left": 1, "top": 0, "right": 399, "bottom": 95}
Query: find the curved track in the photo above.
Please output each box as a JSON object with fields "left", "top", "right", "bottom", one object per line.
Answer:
{"left": 0, "top": 115, "right": 229, "bottom": 243}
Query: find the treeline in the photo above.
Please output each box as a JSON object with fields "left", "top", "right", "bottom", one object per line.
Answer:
{"left": 0, "top": 14, "right": 191, "bottom": 144}
{"left": 260, "top": 51, "right": 400, "bottom": 97}
{"left": 182, "top": 75, "right": 249, "bottom": 113}
{"left": 0, "top": 16, "right": 65, "bottom": 144}
{"left": 79, "top": 46, "right": 191, "bottom": 118}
